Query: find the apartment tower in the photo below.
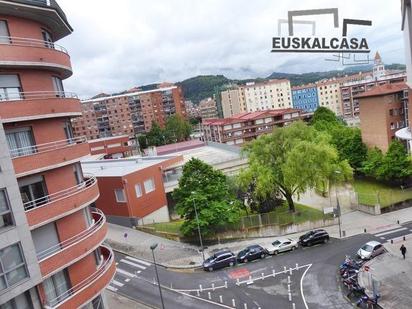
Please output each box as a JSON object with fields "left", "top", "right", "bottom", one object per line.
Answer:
{"left": 0, "top": 1, "right": 114, "bottom": 308}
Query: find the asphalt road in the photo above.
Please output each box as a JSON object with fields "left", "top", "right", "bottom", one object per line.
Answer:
{"left": 108, "top": 232, "right": 384, "bottom": 309}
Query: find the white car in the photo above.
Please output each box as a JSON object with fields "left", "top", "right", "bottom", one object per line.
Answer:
{"left": 266, "top": 238, "right": 298, "bottom": 255}
{"left": 357, "top": 241, "right": 385, "bottom": 260}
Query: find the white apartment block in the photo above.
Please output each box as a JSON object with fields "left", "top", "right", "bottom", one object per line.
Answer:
{"left": 243, "top": 80, "right": 292, "bottom": 112}
{"left": 221, "top": 87, "right": 247, "bottom": 118}
{"left": 316, "top": 80, "right": 343, "bottom": 116}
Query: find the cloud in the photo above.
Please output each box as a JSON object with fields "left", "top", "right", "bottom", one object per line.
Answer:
{"left": 57, "top": 0, "right": 405, "bottom": 99}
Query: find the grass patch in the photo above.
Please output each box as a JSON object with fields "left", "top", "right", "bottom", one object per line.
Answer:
{"left": 145, "top": 220, "right": 183, "bottom": 234}
{"left": 353, "top": 179, "right": 412, "bottom": 208}
{"left": 276, "top": 202, "right": 330, "bottom": 225}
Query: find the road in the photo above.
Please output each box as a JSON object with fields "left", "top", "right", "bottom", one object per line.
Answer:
{"left": 107, "top": 224, "right": 412, "bottom": 309}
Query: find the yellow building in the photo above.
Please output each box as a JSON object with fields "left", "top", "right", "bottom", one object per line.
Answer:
{"left": 221, "top": 86, "right": 247, "bottom": 118}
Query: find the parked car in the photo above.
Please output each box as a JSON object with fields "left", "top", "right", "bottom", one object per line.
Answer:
{"left": 299, "top": 229, "right": 330, "bottom": 246}
{"left": 202, "top": 249, "right": 236, "bottom": 271}
{"left": 237, "top": 245, "right": 268, "bottom": 263}
{"left": 266, "top": 238, "right": 299, "bottom": 255}
{"left": 357, "top": 241, "right": 385, "bottom": 260}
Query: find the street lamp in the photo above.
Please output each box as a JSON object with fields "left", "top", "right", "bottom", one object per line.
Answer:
{"left": 334, "top": 171, "right": 342, "bottom": 238}
{"left": 191, "top": 191, "right": 205, "bottom": 262}
{"left": 150, "top": 243, "right": 165, "bottom": 309}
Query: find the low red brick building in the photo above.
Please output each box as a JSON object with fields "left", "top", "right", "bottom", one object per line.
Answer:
{"left": 81, "top": 156, "right": 183, "bottom": 226}
{"left": 88, "top": 135, "right": 132, "bottom": 158}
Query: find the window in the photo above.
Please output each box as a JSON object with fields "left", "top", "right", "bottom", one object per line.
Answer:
{"left": 0, "top": 20, "right": 10, "bottom": 44}
{"left": 31, "top": 222, "right": 60, "bottom": 260}
{"left": 114, "top": 188, "right": 126, "bottom": 202}
{"left": 0, "top": 243, "right": 28, "bottom": 291}
{"left": 73, "top": 163, "right": 83, "bottom": 185}
{"left": 0, "top": 290, "right": 34, "bottom": 309}
{"left": 52, "top": 76, "right": 64, "bottom": 97}
{"left": 18, "top": 175, "right": 48, "bottom": 210}
{"left": 135, "top": 184, "right": 142, "bottom": 197}
{"left": 0, "top": 75, "right": 22, "bottom": 101}
{"left": 64, "top": 121, "right": 74, "bottom": 142}
{"left": 41, "top": 29, "right": 54, "bottom": 49}
{"left": 143, "top": 178, "right": 155, "bottom": 193}
{"left": 0, "top": 189, "right": 13, "bottom": 230}
{"left": 6, "top": 127, "right": 36, "bottom": 158}
{"left": 43, "top": 270, "right": 71, "bottom": 307}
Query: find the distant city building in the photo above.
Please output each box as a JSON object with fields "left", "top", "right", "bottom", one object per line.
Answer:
{"left": 184, "top": 100, "right": 200, "bottom": 118}
{"left": 340, "top": 52, "right": 406, "bottom": 119}
{"left": 243, "top": 79, "right": 292, "bottom": 112}
{"left": 199, "top": 97, "right": 219, "bottom": 119}
{"left": 316, "top": 78, "right": 344, "bottom": 116}
{"left": 221, "top": 86, "right": 247, "bottom": 118}
{"left": 72, "top": 85, "right": 186, "bottom": 139}
{"left": 357, "top": 83, "right": 408, "bottom": 152}
{"left": 291, "top": 84, "right": 319, "bottom": 112}
{"left": 201, "top": 109, "right": 311, "bottom": 146}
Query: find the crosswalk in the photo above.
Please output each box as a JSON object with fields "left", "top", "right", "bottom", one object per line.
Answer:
{"left": 373, "top": 225, "right": 412, "bottom": 243}
{"left": 107, "top": 255, "right": 152, "bottom": 292}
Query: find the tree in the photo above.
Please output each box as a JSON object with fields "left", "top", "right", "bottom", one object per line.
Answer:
{"left": 378, "top": 141, "right": 412, "bottom": 183}
{"left": 361, "top": 147, "right": 384, "bottom": 179}
{"left": 311, "top": 106, "right": 341, "bottom": 126}
{"left": 146, "top": 121, "right": 165, "bottom": 146}
{"left": 164, "top": 115, "right": 192, "bottom": 143}
{"left": 137, "top": 134, "right": 147, "bottom": 151}
{"left": 173, "top": 158, "right": 241, "bottom": 236}
{"left": 239, "top": 122, "right": 352, "bottom": 212}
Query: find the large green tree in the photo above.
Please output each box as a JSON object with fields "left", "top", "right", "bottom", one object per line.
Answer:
{"left": 173, "top": 158, "right": 241, "bottom": 236}
{"left": 164, "top": 115, "right": 192, "bottom": 143}
{"left": 146, "top": 121, "right": 165, "bottom": 146}
{"left": 239, "top": 122, "right": 352, "bottom": 212}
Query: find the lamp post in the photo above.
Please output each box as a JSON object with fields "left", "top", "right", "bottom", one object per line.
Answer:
{"left": 150, "top": 243, "right": 165, "bottom": 309}
{"left": 191, "top": 192, "right": 205, "bottom": 262}
{"left": 334, "top": 171, "right": 342, "bottom": 238}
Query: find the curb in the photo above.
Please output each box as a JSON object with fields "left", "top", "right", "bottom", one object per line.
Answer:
{"left": 106, "top": 289, "right": 156, "bottom": 309}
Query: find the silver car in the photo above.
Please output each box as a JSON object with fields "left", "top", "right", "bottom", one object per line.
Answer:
{"left": 357, "top": 241, "right": 385, "bottom": 260}
{"left": 265, "top": 238, "right": 298, "bottom": 255}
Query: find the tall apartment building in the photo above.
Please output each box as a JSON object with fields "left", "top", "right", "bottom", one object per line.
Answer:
{"left": 243, "top": 80, "right": 292, "bottom": 112}
{"left": 357, "top": 83, "right": 408, "bottom": 152}
{"left": 201, "top": 108, "right": 309, "bottom": 146}
{"left": 291, "top": 84, "right": 319, "bottom": 113}
{"left": 0, "top": 1, "right": 114, "bottom": 308}
{"left": 221, "top": 86, "right": 247, "bottom": 118}
{"left": 72, "top": 86, "right": 186, "bottom": 140}
{"left": 315, "top": 79, "right": 344, "bottom": 116}
{"left": 340, "top": 52, "right": 406, "bottom": 119}
{"left": 198, "top": 97, "right": 218, "bottom": 120}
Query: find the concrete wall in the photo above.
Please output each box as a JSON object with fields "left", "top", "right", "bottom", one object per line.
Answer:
{"left": 0, "top": 122, "right": 42, "bottom": 305}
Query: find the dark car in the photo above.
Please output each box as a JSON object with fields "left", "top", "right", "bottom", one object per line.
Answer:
{"left": 299, "top": 229, "right": 329, "bottom": 247}
{"left": 237, "top": 245, "right": 268, "bottom": 263}
{"left": 203, "top": 250, "right": 236, "bottom": 271}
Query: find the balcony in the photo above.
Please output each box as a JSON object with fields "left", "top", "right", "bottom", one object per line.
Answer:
{"left": 43, "top": 245, "right": 115, "bottom": 309}
{"left": 24, "top": 175, "right": 99, "bottom": 228}
{"left": 38, "top": 209, "right": 107, "bottom": 277}
{"left": 0, "top": 36, "right": 72, "bottom": 77}
{"left": 0, "top": 91, "right": 81, "bottom": 123}
{"left": 11, "top": 136, "right": 90, "bottom": 177}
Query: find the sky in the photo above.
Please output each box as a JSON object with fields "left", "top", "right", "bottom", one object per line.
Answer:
{"left": 57, "top": 0, "right": 406, "bottom": 99}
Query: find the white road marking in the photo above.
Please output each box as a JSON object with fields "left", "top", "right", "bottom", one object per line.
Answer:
{"left": 380, "top": 237, "right": 385, "bottom": 240}
{"left": 300, "top": 264, "right": 312, "bottom": 309}
{"left": 107, "top": 285, "right": 118, "bottom": 292}
{"left": 116, "top": 268, "right": 136, "bottom": 278}
{"left": 125, "top": 256, "right": 151, "bottom": 266}
{"left": 375, "top": 227, "right": 407, "bottom": 237}
{"left": 120, "top": 259, "right": 147, "bottom": 270}
{"left": 385, "top": 232, "right": 412, "bottom": 243}
{"left": 124, "top": 278, "right": 130, "bottom": 282}
{"left": 111, "top": 280, "right": 124, "bottom": 287}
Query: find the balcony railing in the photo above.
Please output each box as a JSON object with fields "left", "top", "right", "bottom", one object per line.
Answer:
{"left": 9, "top": 136, "right": 86, "bottom": 159}
{"left": 37, "top": 208, "right": 105, "bottom": 261}
{"left": 24, "top": 175, "right": 96, "bottom": 211}
{"left": 0, "top": 36, "right": 67, "bottom": 53}
{"left": 44, "top": 245, "right": 114, "bottom": 308}
{"left": 0, "top": 90, "right": 77, "bottom": 102}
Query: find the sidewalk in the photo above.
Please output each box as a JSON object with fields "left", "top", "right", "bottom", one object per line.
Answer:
{"left": 358, "top": 238, "right": 412, "bottom": 308}
{"left": 106, "top": 206, "right": 412, "bottom": 269}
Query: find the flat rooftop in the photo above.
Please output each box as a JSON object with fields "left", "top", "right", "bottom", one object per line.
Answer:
{"left": 88, "top": 135, "right": 129, "bottom": 143}
{"left": 81, "top": 156, "right": 178, "bottom": 177}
